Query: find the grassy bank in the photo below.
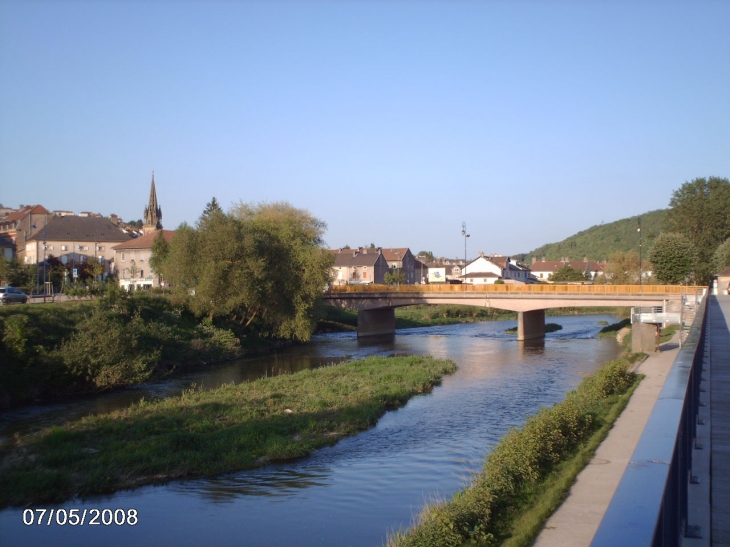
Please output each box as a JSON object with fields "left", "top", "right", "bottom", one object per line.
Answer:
{"left": 386, "top": 353, "right": 642, "bottom": 547}
{"left": 0, "top": 292, "right": 291, "bottom": 407}
{"left": 0, "top": 355, "right": 456, "bottom": 507}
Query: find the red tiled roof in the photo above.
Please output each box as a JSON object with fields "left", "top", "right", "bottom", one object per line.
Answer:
{"left": 113, "top": 230, "right": 174, "bottom": 250}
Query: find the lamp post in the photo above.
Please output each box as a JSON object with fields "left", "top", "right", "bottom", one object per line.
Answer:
{"left": 461, "top": 222, "right": 470, "bottom": 284}
{"left": 638, "top": 217, "right": 642, "bottom": 288}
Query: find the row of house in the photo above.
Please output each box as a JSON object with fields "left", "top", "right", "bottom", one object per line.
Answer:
{"left": 0, "top": 175, "right": 172, "bottom": 291}
{"left": 329, "top": 247, "right": 607, "bottom": 286}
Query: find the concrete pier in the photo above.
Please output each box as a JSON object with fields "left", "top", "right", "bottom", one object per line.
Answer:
{"left": 357, "top": 308, "right": 396, "bottom": 337}
{"left": 517, "top": 309, "right": 545, "bottom": 341}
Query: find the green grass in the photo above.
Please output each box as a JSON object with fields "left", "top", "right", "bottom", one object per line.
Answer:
{"left": 0, "top": 355, "right": 456, "bottom": 508}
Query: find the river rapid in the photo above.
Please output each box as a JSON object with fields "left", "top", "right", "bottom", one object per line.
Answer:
{"left": 0, "top": 315, "right": 622, "bottom": 547}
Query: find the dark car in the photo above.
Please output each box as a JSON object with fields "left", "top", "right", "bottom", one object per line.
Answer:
{"left": 0, "top": 287, "right": 29, "bottom": 304}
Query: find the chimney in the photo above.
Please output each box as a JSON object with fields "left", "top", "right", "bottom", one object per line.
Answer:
{"left": 584, "top": 256, "right": 588, "bottom": 262}
{"left": 532, "top": 256, "right": 536, "bottom": 264}
{"left": 479, "top": 251, "right": 484, "bottom": 258}
{"left": 542, "top": 256, "right": 546, "bottom": 262}
{"left": 110, "top": 214, "right": 118, "bottom": 226}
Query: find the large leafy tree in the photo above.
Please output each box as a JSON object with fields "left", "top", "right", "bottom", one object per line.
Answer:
{"left": 649, "top": 232, "right": 697, "bottom": 284}
{"left": 157, "top": 202, "right": 333, "bottom": 341}
{"left": 664, "top": 176, "right": 730, "bottom": 284}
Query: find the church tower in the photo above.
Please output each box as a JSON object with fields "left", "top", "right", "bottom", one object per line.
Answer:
{"left": 142, "top": 172, "right": 163, "bottom": 235}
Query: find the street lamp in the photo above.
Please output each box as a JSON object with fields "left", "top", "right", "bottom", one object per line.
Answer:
{"left": 637, "top": 217, "right": 642, "bottom": 288}
{"left": 461, "top": 222, "right": 470, "bottom": 284}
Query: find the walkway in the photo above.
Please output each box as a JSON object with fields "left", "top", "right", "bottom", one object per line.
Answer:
{"left": 709, "top": 296, "right": 730, "bottom": 546}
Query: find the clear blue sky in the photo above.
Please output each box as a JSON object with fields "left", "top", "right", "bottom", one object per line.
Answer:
{"left": 1, "top": 1, "right": 728, "bottom": 259}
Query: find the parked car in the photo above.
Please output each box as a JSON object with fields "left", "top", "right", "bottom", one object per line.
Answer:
{"left": 0, "top": 287, "right": 29, "bottom": 304}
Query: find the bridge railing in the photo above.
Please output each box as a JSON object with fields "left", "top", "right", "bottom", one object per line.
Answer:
{"left": 590, "top": 294, "right": 709, "bottom": 547}
{"left": 327, "top": 284, "right": 706, "bottom": 296}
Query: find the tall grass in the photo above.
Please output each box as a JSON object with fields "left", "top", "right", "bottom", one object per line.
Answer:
{"left": 0, "top": 355, "right": 456, "bottom": 507}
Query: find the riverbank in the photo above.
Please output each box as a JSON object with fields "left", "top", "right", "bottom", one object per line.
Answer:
{"left": 0, "top": 355, "right": 456, "bottom": 508}
{"left": 0, "top": 293, "right": 293, "bottom": 408}
{"left": 385, "top": 352, "right": 642, "bottom": 547}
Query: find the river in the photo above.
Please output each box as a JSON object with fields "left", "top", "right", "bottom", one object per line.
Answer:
{"left": 0, "top": 315, "right": 622, "bottom": 547}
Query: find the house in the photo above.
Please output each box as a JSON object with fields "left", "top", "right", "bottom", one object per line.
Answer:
{"left": 0, "top": 205, "right": 53, "bottom": 262}
{"left": 330, "top": 248, "right": 389, "bottom": 285}
{"left": 461, "top": 253, "right": 536, "bottom": 284}
{"left": 487, "top": 255, "right": 536, "bottom": 283}
{"left": 113, "top": 230, "right": 174, "bottom": 290}
{"left": 380, "top": 248, "right": 417, "bottom": 284}
{"left": 530, "top": 256, "right": 605, "bottom": 282}
{"left": 25, "top": 215, "right": 131, "bottom": 276}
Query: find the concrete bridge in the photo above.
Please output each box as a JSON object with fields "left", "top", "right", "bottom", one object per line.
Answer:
{"left": 323, "top": 284, "right": 705, "bottom": 340}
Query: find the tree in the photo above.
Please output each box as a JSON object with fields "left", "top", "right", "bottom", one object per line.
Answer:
{"left": 199, "top": 197, "right": 223, "bottom": 227}
{"left": 648, "top": 232, "right": 697, "bottom": 284}
{"left": 712, "top": 238, "right": 730, "bottom": 274}
{"left": 603, "top": 251, "right": 640, "bottom": 284}
{"left": 664, "top": 176, "right": 730, "bottom": 284}
{"left": 417, "top": 251, "right": 435, "bottom": 262}
{"left": 158, "top": 202, "right": 334, "bottom": 341}
{"left": 384, "top": 268, "right": 407, "bottom": 285}
{"left": 1, "top": 259, "right": 35, "bottom": 290}
{"left": 149, "top": 230, "right": 170, "bottom": 284}
{"left": 549, "top": 265, "right": 588, "bottom": 283}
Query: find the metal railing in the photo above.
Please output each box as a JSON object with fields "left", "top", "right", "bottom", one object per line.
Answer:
{"left": 590, "top": 295, "right": 709, "bottom": 547}
{"left": 327, "top": 283, "right": 706, "bottom": 296}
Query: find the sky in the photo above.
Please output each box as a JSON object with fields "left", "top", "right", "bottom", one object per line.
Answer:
{"left": 1, "top": 1, "right": 728, "bottom": 259}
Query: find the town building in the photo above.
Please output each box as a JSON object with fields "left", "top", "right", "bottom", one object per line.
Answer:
{"left": 25, "top": 215, "right": 131, "bottom": 276}
{"left": 0, "top": 205, "right": 53, "bottom": 262}
{"left": 113, "top": 230, "right": 174, "bottom": 290}
{"left": 380, "top": 248, "right": 417, "bottom": 284}
{"left": 330, "top": 248, "right": 389, "bottom": 285}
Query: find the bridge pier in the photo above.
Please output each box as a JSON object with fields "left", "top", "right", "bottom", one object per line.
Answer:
{"left": 357, "top": 308, "right": 396, "bottom": 338}
{"left": 518, "top": 309, "right": 545, "bottom": 341}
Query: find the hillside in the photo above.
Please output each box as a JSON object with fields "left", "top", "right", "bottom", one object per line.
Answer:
{"left": 518, "top": 209, "right": 666, "bottom": 262}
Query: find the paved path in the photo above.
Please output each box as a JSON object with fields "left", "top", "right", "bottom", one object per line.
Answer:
{"left": 532, "top": 334, "right": 680, "bottom": 547}
{"left": 709, "top": 296, "right": 730, "bottom": 547}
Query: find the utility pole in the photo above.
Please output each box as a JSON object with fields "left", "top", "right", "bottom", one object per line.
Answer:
{"left": 461, "top": 222, "right": 470, "bottom": 284}
{"left": 638, "top": 217, "right": 642, "bottom": 287}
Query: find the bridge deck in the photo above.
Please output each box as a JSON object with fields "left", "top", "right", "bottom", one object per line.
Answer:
{"left": 709, "top": 296, "right": 730, "bottom": 546}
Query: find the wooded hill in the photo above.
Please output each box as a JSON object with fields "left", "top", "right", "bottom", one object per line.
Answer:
{"left": 517, "top": 209, "right": 666, "bottom": 262}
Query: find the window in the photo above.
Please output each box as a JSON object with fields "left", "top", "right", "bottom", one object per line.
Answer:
{"left": 139, "top": 252, "right": 145, "bottom": 262}
{"left": 363, "top": 271, "right": 368, "bottom": 279}
{"left": 97, "top": 245, "right": 104, "bottom": 251}
{"left": 121, "top": 252, "right": 125, "bottom": 262}
{"left": 62, "top": 245, "right": 67, "bottom": 251}
{"left": 139, "top": 270, "right": 144, "bottom": 278}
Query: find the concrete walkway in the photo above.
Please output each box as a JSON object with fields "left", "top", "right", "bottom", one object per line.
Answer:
{"left": 532, "top": 335, "right": 681, "bottom": 547}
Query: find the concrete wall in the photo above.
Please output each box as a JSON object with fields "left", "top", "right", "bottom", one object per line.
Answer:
{"left": 632, "top": 322, "right": 660, "bottom": 353}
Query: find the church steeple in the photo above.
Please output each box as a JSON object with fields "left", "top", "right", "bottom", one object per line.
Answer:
{"left": 142, "top": 171, "right": 163, "bottom": 234}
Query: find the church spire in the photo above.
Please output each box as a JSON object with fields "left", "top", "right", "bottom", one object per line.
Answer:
{"left": 143, "top": 171, "right": 162, "bottom": 234}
